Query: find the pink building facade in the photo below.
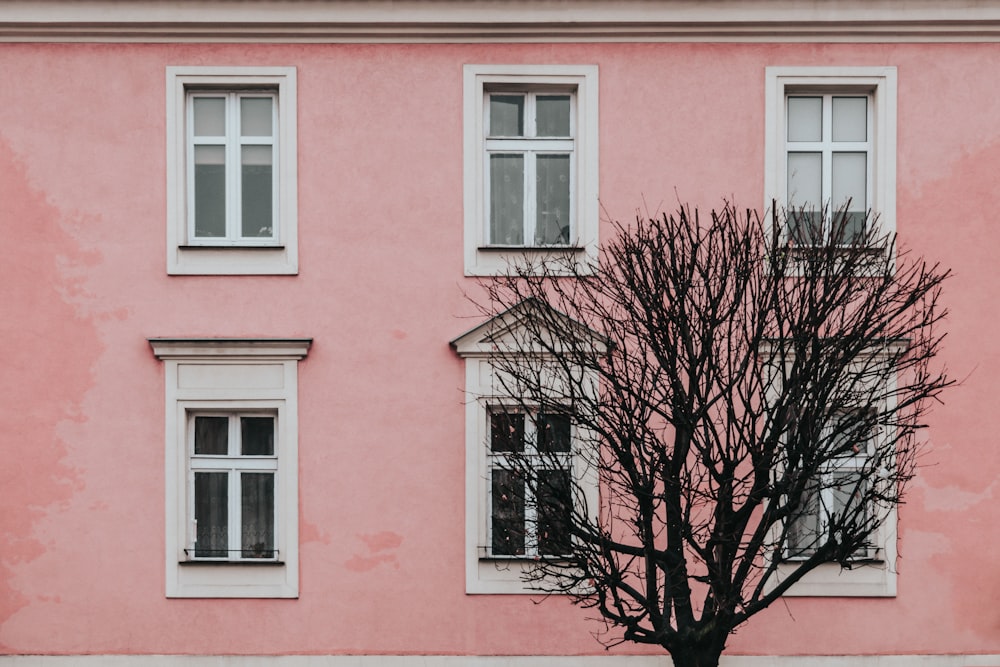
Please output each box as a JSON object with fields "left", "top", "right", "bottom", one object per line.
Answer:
{"left": 1, "top": 1, "right": 998, "bottom": 664}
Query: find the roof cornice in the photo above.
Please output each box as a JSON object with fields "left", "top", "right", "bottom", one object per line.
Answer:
{"left": 5, "top": 1, "right": 1000, "bottom": 43}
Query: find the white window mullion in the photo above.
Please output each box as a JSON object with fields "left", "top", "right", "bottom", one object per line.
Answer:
{"left": 523, "top": 416, "right": 539, "bottom": 557}
{"left": 228, "top": 415, "right": 240, "bottom": 560}
{"left": 821, "top": 94, "right": 834, "bottom": 243}
{"left": 524, "top": 152, "right": 537, "bottom": 248}
{"left": 226, "top": 92, "right": 240, "bottom": 242}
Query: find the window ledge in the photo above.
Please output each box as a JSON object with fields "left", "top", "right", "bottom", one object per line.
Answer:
{"left": 477, "top": 245, "right": 584, "bottom": 252}
{"left": 179, "top": 244, "right": 286, "bottom": 250}
{"left": 179, "top": 560, "right": 286, "bottom": 566}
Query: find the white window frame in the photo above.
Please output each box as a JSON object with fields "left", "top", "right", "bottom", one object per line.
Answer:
{"left": 150, "top": 338, "right": 310, "bottom": 598}
{"left": 764, "top": 345, "right": 900, "bottom": 597}
{"left": 186, "top": 411, "right": 280, "bottom": 562}
{"left": 464, "top": 64, "right": 599, "bottom": 276}
{"left": 451, "top": 304, "right": 600, "bottom": 594}
{"left": 485, "top": 406, "right": 575, "bottom": 560}
{"left": 166, "top": 66, "right": 298, "bottom": 275}
{"left": 765, "top": 67, "right": 896, "bottom": 247}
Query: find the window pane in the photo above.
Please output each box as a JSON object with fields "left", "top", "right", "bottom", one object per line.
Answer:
{"left": 489, "top": 154, "right": 524, "bottom": 245}
{"left": 787, "top": 96, "right": 822, "bottom": 142}
{"left": 241, "top": 473, "right": 275, "bottom": 558}
{"left": 832, "top": 96, "right": 867, "bottom": 142}
{"left": 832, "top": 152, "right": 867, "bottom": 244}
{"left": 491, "top": 469, "right": 525, "bottom": 556}
{"left": 489, "top": 95, "right": 524, "bottom": 136}
{"left": 241, "top": 145, "right": 274, "bottom": 237}
{"left": 535, "top": 155, "right": 571, "bottom": 245}
{"left": 491, "top": 412, "right": 525, "bottom": 453}
{"left": 241, "top": 416, "right": 274, "bottom": 456}
{"left": 832, "top": 471, "right": 869, "bottom": 557}
{"left": 194, "top": 472, "right": 228, "bottom": 557}
{"left": 537, "top": 413, "right": 571, "bottom": 453}
{"left": 786, "top": 484, "right": 820, "bottom": 558}
{"left": 240, "top": 97, "right": 273, "bottom": 137}
{"left": 193, "top": 145, "right": 226, "bottom": 238}
{"left": 786, "top": 152, "right": 822, "bottom": 245}
{"left": 537, "top": 469, "right": 572, "bottom": 555}
{"left": 536, "top": 95, "right": 571, "bottom": 137}
{"left": 194, "top": 416, "right": 229, "bottom": 455}
{"left": 193, "top": 97, "right": 226, "bottom": 136}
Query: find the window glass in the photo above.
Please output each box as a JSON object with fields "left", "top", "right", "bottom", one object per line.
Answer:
{"left": 241, "top": 145, "right": 274, "bottom": 237}
{"left": 536, "top": 95, "right": 571, "bottom": 136}
{"left": 491, "top": 412, "right": 525, "bottom": 453}
{"left": 537, "top": 468, "right": 572, "bottom": 555}
{"left": 241, "top": 473, "right": 275, "bottom": 558}
{"left": 787, "top": 96, "right": 822, "bottom": 142}
{"left": 490, "top": 154, "right": 525, "bottom": 245}
{"left": 489, "top": 95, "right": 524, "bottom": 136}
{"left": 491, "top": 469, "right": 525, "bottom": 555}
{"left": 240, "top": 97, "right": 273, "bottom": 137}
{"left": 193, "top": 97, "right": 226, "bottom": 136}
{"left": 535, "top": 154, "right": 571, "bottom": 245}
{"left": 832, "top": 96, "right": 867, "bottom": 142}
{"left": 241, "top": 416, "right": 274, "bottom": 456}
{"left": 194, "top": 416, "right": 229, "bottom": 455}
{"left": 194, "top": 472, "right": 229, "bottom": 557}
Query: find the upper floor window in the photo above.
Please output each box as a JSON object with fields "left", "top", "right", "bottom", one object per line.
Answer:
{"left": 485, "top": 89, "right": 575, "bottom": 247}
{"left": 765, "top": 67, "right": 896, "bottom": 248}
{"left": 188, "top": 92, "right": 278, "bottom": 243}
{"left": 464, "top": 65, "right": 598, "bottom": 276}
{"left": 166, "top": 67, "right": 298, "bottom": 275}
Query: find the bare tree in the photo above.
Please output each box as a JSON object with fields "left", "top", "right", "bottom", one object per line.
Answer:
{"left": 473, "top": 204, "right": 950, "bottom": 667}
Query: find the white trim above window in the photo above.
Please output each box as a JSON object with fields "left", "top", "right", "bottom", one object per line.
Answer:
{"left": 150, "top": 338, "right": 310, "bottom": 598}
{"left": 463, "top": 64, "right": 599, "bottom": 276}
{"left": 765, "top": 67, "right": 896, "bottom": 247}
{"left": 166, "top": 67, "right": 298, "bottom": 275}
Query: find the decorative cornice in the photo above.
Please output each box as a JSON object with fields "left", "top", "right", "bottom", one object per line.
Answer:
{"left": 5, "top": 1, "right": 1000, "bottom": 43}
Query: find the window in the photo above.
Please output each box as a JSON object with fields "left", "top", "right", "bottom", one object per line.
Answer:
{"left": 765, "top": 67, "right": 896, "bottom": 247}
{"left": 763, "top": 343, "right": 900, "bottom": 598}
{"left": 166, "top": 67, "right": 298, "bottom": 275}
{"left": 464, "top": 65, "right": 599, "bottom": 276}
{"left": 488, "top": 409, "right": 573, "bottom": 558}
{"left": 150, "top": 338, "right": 310, "bottom": 598}
{"left": 451, "top": 302, "right": 600, "bottom": 594}
{"left": 786, "top": 412, "right": 876, "bottom": 561}
{"left": 187, "top": 413, "right": 279, "bottom": 561}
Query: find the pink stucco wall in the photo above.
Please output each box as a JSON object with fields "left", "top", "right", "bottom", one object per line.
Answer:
{"left": 0, "top": 40, "right": 997, "bottom": 656}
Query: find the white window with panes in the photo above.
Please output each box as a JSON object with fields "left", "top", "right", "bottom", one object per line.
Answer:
{"left": 786, "top": 412, "right": 876, "bottom": 561}
{"left": 487, "top": 409, "right": 573, "bottom": 558}
{"left": 765, "top": 67, "right": 896, "bottom": 248}
{"left": 464, "top": 65, "right": 599, "bottom": 276}
{"left": 187, "top": 413, "right": 279, "bottom": 561}
{"left": 187, "top": 92, "right": 277, "bottom": 243}
{"left": 485, "top": 90, "right": 575, "bottom": 247}
{"left": 166, "top": 67, "right": 298, "bottom": 275}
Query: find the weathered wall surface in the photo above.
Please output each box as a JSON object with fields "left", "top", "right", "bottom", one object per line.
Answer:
{"left": 0, "top": 39, "right": 996, "bottom": 657}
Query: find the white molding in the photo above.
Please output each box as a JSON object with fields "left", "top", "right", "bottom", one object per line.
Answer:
{"left": 150, "top": 338, "right": 310, "bottom": 598}
{"left": 5, "top": 655, "right": 1000, "bottom": 666}
{"left": 8, "top": 1, "right": 1000, "bottom": 43}
{"left": 463, "top": 64, "right": 599, "bottom": 277}
{"left": 165, "top": 66, "right": 298, "bottom": 275}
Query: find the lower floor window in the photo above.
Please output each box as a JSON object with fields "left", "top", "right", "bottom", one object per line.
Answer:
{"left": 188, "top": 413, "right": 278, "bottom": 561}
{"left": 488, "top": 409, "right": 572, "bottom": 557}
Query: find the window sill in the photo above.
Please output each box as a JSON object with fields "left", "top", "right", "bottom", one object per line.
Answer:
{"left": 477, "top": 245, "right": 583, "bottom": 252}
{"left": 180, "top": 560, "right": 286, "bottom": 566}
{"left": 179, "top": 244, "right": 286, "bottom": 250}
